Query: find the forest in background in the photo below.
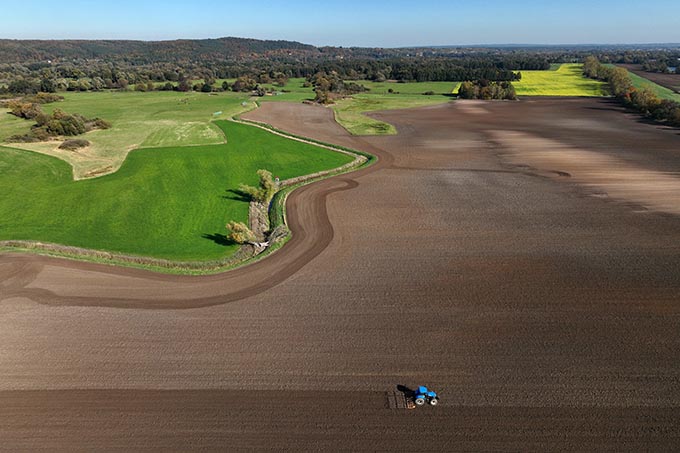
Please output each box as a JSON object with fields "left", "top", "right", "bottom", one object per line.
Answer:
{"left": 2, "top": 37, "right": 678, "bottom": 95}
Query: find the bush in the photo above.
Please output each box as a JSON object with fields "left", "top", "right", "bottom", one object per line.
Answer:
{"left": 231, "top": 76, "right": 258, "bottom": 92}
{"left": 6, "top": 133, "right": 41, "bottom": 143}
{"left": 59, "top": 139, "right": 90, "bottom": 150}
{"left": 226, "top": 221, "right": 256, "bottom": 244}
{"left": 6, "top": 126, "right": 50, "bottom": 143}
{"left": 7, "top": 79, "right": 39, "bottom": 94}
{"left": 7, "top": 101, "right": 42, "bottom": 120}
{"left": 45, "top": 110, "right": 87, "bottom": 136}
{"left": 86, "top": 118, "right": 112, "bottom": 130}
{"left": 24, "top": 92, "right": 64, "bottom": 104}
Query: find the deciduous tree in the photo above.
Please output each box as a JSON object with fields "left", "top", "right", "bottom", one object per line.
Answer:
{"left": 238, "top": 169, "right": 277, "bottom": 203}
{"left": 226, "top": 221, "right": 256, "bottom": 244}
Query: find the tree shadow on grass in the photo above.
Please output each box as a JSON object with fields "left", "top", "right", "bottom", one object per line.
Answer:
{"left": 223, "top": 189, "right": 251, "bottom": 203}
{"left": 202, "top": 233, "right": 236, "bottom": 247}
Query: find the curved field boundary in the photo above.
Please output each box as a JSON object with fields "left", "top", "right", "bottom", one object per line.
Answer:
{"left": 0, "top": 115, "right": 373, "bottom": 276}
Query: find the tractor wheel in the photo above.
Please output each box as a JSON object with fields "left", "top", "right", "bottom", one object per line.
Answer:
{"left": 429, "top": 398, "right": 439, "bottom": 406}
{"left": 415, "top": 397, "right": 426, "bottom": 406}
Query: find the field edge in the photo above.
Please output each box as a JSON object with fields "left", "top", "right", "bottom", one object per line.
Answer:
{"left": 0, "top": 117, "right": 374, "bottom": 275}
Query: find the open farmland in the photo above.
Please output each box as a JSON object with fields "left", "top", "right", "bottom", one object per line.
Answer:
{"left": 327, "top": 64, "right": 607, "bottom": 135}
{"left": 619, "top": 64, "right": 680, "bottom": 94}
{"left": 514, "top": 63, "right": 607, "bottom": 96}
{"left": 106, "top": 64, "right": 608, "bottom": 140}
{"left": 2, "top": 98, "right": 680, "bottom": 449}
{"left": 332, "top": 94, "right": 453, "bottom": 135}
{"left": 254, "top": 77, "right": 456, "bottom": 135}
{"left": 0, "top": 120, "right": 353, "bottom": 261}
{"left": 626, "top": 70, "right": 680, "bottom": 102}
{"left": 0, "top": 91, "right": 255, "bottom": 178}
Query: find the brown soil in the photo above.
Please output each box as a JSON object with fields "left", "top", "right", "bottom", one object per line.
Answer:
{"left": 1, "top": 98, "right": 680, "bottom": 450}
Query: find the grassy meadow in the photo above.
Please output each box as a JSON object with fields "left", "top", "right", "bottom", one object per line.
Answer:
{"left": 0, "top": 108, "right": 31, "bottom": 142}
{"left": 0, "top": 120, "right": 352, "bottom": 260}
{"left": 0, "top": 90, "right": 256, "bottom": 178}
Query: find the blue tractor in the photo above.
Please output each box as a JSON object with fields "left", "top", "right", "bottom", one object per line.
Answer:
{"left": 414, "top": 386, "right": 439, "bottom": 406}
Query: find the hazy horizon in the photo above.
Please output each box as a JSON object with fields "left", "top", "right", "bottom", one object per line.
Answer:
{"left": 3, "top": 0, "right": 679, "bottom": 47}
{"left": 2, "top": 35, "right": 680, "bottom": 49}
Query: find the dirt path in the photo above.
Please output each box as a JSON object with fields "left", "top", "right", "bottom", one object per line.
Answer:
{"left": 1, "top": 99, "right": 680, "bottom": 450}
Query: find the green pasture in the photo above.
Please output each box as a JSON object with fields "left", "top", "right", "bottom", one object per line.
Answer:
{"left": 0, "top": 120, "right": 352, "bottom": 261}
{"left": 1, "top": 90, "right": 255, "bottom": 178}
{"left": 626, "top": 71, "right": 680, "bottom": 103}
{"left": 258, "top": 78, "right": 316, "bottom": 102}
{"left": 327, "top": 81, "right": 457, "bottom": 136}
{"left": 514, "top": 63, "right": 607, "bottom": 96}
{"left": 0, "top": 108, "right": 32, "bottom": 140}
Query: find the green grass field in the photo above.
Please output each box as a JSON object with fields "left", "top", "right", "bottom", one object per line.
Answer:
{"left": 258, "top": 78, "right": 316, "bottom": 102}
{"left": 0, "top": 120, "right": 352, "bottom": 261}
{"left": 0, "top": 91, "right": 255, "bottom": 178}
{"left": 332, "top": 80, "right": 460, "bottom": 134}
{"left": 0, "top": 107, "right": 32, "bottom": 141}
{"left": 329, "top": 81, "right": 457, "bottom": 135}
{"left": 514, "top": 63, "right": 607, "bottom": 96}
{"left": 626, "top": 71, "right": 680, "bottom": 103}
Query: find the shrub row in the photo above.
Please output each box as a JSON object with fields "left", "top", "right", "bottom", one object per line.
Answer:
{"left": 584, "top": 56, "right": 680, "bottom": 127}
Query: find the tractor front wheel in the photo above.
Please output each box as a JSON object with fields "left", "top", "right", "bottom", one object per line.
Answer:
{"left": 429, "top": 398, "right": 439, "bottom": 406}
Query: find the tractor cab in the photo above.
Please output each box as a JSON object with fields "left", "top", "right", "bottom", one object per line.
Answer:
{"left": 414, "top": 386, "right": 439, "bottom": 406}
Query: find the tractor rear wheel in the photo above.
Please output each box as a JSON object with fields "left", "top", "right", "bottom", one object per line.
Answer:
{"left": 415, "top": 397, "right": 425, "bottom": 406}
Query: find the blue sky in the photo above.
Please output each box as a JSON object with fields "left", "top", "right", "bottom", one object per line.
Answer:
{"left": 4, "top": 0, "right": 679, "bottom": 46}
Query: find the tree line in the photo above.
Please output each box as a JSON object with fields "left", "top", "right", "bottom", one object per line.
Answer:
{"left": 0, "top": 45, "right": 559, "bottom": 95}
{"left": 583, "top": 56, "right": 680, "bottom": 127}
{"left": 457, "top": 80, "right": 517, "bottom": 100}
{"left": 2, "top": 39, "right": 677, "bottom": 96}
